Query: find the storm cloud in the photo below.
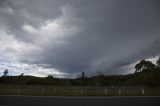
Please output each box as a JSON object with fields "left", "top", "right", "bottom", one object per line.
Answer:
{"left": 0, "top": 0, "right": 160, "bottom": 77}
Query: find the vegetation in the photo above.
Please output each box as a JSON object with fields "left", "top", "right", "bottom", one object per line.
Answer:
{"left": 3, "top": 69, "right": 8, "bottom": 77}
{"left": 0, "top": 58, "right": 160, "bottom": 96}
{"left": 0, "top": 58, "right": 160, "bottom": 87}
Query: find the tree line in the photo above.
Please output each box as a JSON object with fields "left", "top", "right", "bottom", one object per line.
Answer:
{"left": 0, "top": 58, "right": 160, "bottom": 86}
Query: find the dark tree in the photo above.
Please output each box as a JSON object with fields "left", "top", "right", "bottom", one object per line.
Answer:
{"left": 135, "top": 59, "right": 155, "bottom": 73}
{"left": 19, "top": 73, "right": 24, "bottom": 77}
{"left": 135, "top": 59, "right": 146, "bottom": 73}
{"left": 156, "top": 57, "right": 160, "bottom": 66}
{"left": 47, "top": 75, "right": 54, "bottom": 78}
{"left": 81, "top": 71, "right": 85, "bottom": 78}
{"left": 145, "top": 61, "right": 155, "bottom": 70}
{"left": 3, "top": 69, "right": 8, "bottom": 77}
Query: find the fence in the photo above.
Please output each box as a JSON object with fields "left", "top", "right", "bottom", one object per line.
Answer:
{"left": 0, "top": 85, "right": 160, "bottom": 96}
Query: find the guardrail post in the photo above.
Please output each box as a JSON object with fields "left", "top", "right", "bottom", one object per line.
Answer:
{"left": 42, "top": 88, "right": 45, "bottom": 95}
{"left": 119, "top": 89, "right": 121, "bottom": 96}
{"left": 105, "top": 88, "right": 108, "bottom": 95}
{"left": 142, "top": 88, "right": 144, "bottom": 95}
{"left": 17, "top": 88, "right": 20, "bottom": 94}
{"left": 81, "top": 89, "right": 83, "bottom": 96}
{"left": 54, "top": 88, "right": 57, "bottom": 94}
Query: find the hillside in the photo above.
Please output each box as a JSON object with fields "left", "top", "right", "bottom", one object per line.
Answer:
{"left": 0, "top": 59, "right": 160, "bottom": 87}
{"left": 0, "top": 68, "right": 160, "bottom": 87}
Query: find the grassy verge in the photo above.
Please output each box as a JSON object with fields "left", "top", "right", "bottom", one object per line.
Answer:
{"left": 0, "top": 85, "right": 160, "bottom": 96}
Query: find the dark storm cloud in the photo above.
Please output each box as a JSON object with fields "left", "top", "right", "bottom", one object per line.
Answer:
{"left": 41, "top": 0, "right": 160, "bottom": 74}
{"left": 0, "top": 0, "right": 160, "bottom": 77}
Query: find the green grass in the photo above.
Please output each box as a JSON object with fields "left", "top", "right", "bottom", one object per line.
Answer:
{"left": 0, "top": 85, "right": 160, "bottom": 96}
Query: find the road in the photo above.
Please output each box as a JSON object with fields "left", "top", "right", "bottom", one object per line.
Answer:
{"left": 0, "top": 96, "right": 160, "bottom": 106}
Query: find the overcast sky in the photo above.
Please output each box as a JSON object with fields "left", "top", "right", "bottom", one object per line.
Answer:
{"left": 0, "top": 0, "right": 160, "bottom": 78}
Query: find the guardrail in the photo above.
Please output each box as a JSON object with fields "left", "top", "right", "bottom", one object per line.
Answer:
{"left": 0, "top": 86, "right": 160, "bottom": 96}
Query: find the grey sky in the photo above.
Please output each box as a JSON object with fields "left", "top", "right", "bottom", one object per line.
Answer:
{"left": 0, "top": 0, "right": 160, "bottom": 77}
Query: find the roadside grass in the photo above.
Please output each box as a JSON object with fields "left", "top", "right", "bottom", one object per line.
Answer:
{"left": 0, "top": 85, "right": 160, "bottom": 96}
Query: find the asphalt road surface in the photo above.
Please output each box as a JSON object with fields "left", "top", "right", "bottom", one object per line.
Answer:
{"left": 0, "top": 96, "right": 160, "bottom": 106}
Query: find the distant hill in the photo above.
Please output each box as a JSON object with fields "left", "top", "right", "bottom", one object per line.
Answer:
{"left": 0, "top": 68, "right": 159, "bottom": 87}
{"left": 0, "top": 58, "right": 160, "bottom": 87}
